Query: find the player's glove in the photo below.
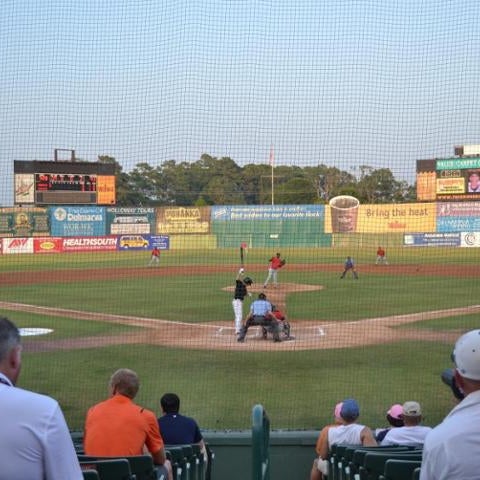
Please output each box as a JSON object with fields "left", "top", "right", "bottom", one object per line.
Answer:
{"left": 239, "top": 268, "right": 245, "bottom": 274}
{"left": 280, "top": 259, "right": 286, "bottom": 266}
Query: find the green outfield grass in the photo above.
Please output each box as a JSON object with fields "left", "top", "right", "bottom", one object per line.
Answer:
{"left": 0, "top": 247, "right": 478, "bottom": 432}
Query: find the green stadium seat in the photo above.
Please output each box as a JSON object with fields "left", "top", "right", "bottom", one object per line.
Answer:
{"left": 347, "top": 446, "right": 412, "bottom": 480}
{"left": 412, "top": 467, "right": 421, "bottom": 480}
{"left": 78, "top": 454, "right": 163, "bottom": 480}
{"left": 205, "top": 443, "right": 214, "bottom": 480}
{"left": 378, "top": 458, "right": 422, "bottom": 480}
{"left": 166, "top": 446, "right": 189, "bottom": 480}
{"left": 358, "top": 451, "right": 423, "bottom": 480}
{"left": 71, "top": 430, "right": 85, "bottom": 455}
{"left": 82, "top": 470, "right": 100, "bottom": 480}
{"left": 79, "top": 458, "right": 134, "bottom": 480}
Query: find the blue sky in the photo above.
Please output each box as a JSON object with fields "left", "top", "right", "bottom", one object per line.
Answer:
{"left": 1, "top": 0, "right": 480, "bottom": 205}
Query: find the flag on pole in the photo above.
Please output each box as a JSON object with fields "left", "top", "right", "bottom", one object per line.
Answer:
{"left": 269, "top": 145, "right": 274, "bottom": 167}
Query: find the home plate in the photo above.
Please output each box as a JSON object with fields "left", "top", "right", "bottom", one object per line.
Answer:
{"left": 19, "top": 328, "right": 54, "bottom": 337}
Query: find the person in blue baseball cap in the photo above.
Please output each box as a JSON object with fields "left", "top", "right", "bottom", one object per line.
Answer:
{"left": 311, "top": 398, "right": 376, "bottom": 480}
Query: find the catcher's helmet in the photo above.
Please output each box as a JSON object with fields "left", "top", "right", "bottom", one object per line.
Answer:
{"left": 243, "top": 276, "right": 253, "bottom": 285}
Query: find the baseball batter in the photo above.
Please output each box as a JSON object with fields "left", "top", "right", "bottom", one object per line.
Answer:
{"left": 263, "top": 252, "right": 286, "bottom": 288}
{"left": 232, "top": 269, "right": 253, "bottom": 335}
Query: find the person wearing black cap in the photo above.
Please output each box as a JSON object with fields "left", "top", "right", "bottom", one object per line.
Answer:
{"left": 421, "top": 329, "right": 480, "bottom": 479}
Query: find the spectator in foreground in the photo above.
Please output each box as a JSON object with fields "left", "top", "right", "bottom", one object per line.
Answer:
{"left": 0, "top": 316, "right": 83, "bottom": 480}
{"left": 84, "top": 368, "right": 172, "bottom": 480}
{"left": 313, "top": 398, "right": 377, "bottom": 478}
{"left": 375, "top": 403, "right": 404, "bottom": 442}
{"left": 380, "top": 401, "right": 431, "bottom": 446}
{"left": 421, "top": 329, "right": 480, "bottom": 479}
{"left": 309, "top": 402, "right": 344, "bottom": 480}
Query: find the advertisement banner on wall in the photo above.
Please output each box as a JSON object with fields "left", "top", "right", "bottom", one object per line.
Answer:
{"left": 460, "top": 232, "right": 480, "bottom": 247}
{"left": 106, "top": 207, "right": 155, "bottom": 235}
{"left": 325, "top": 203, "right": 436, "bottom": 233}
{"left": 404, "top": 233, "right": 461, "bottom": 247}
{"left": 150, "top": 235, "right": 169, "bottom": 250}
{"left": 62, "top": 236, "right": 118, "bottom": 252}
{"left": 437, "top": 202, "right": 480, "bottom": 232}
{"left": 49, "top": 206, "right": 106, "bottom": 237}
{"left": 0, "top": 208, "right": 50, "bottom": 237}
{"left": 156, "top": 207, "right": 210, "bottom": 234}
{"left": 117, "top": 234, "right": 150, "bottom": 250}
{"left": 33, "top": 237, "right": 64, "bottom": 254}
{"left": 211, "top": 205, "right": 324, "bottom": 221}
{"left": 2, "top": 237, "right": 34, "bottom": 254}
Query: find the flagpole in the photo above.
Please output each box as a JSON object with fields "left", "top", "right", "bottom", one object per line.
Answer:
{"left": 270, "top": 145, "right": 274, "bottom": 205}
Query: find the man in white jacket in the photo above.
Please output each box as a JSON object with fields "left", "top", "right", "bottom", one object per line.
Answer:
{"left": 421, "top": 329, "right": 480, "bottom": 480}
{"left": 0, "top": 317, "right": 83, "bottom": 480}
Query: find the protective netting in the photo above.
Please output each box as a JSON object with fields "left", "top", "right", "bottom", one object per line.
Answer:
{"left": 1, "top": 1, "right": 480, "bottom": 433}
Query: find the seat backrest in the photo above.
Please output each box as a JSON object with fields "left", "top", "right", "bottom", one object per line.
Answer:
{"left": 123, "top": 455, "right": 158, "bottom": 480}
{"left": 79, "top": 455, "right": 158, "bottom": 480}
{"left": 166, "top": 446, "right": 189, "bottom": 480}
{"left": 82, "top": 470, "right": 100, "bottom": 480}
{"left": 79, "top": 459, "right": 133, "bottom": 480}
{"left": 351, "top": 447, "right": 411, "bottom": 471}
{"left": 381, "top": 459, "right": 422, "bottom": 480}
{"left": 361, "top": 452, "right": 423, "bottom": 480}
{"left": 412, "top": 467, "right": 421, "bottom": 480}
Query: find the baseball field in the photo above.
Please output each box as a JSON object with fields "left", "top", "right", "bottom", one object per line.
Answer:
{"left": 0, "top": 246, "right": 478, "bottom": 432}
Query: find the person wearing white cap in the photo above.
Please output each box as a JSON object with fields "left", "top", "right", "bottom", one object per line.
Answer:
{"left": 420, "top": 329, "right": 480, "bottom": 480}
{"left": 380, "top": 401, "right": 431, "bottom": 446}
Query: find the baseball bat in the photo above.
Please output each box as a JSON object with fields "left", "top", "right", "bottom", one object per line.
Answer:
{"left": 240, "top": 246, "right": 244, "bottom": 267}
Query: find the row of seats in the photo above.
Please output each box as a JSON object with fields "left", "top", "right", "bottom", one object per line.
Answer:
{"left": 74, "top": 441, "right": 214, "bottom": 480}
{"left": 329, "top": 443, "right": 422, "bottom": 480}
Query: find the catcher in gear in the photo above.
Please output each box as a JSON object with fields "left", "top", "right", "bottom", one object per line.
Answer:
{"left": 262, "top": 304, "right": 294, "bottom": 340}
{"left": 263, "top": 253, "right": 286, "bottom": 289}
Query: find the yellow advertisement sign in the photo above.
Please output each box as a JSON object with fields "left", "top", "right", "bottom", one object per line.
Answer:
{"left": 325, "top": 202, "right": 436, "bottom": 233}
{"left": 97, "top": 176, "right": 116, "bottom": 205}
{"left": 436, "top": 177, "right": 465, "bottom": 194}
{"left": 416, "top": 172, "right": 436, "bottom": 201}
{"left": 156, "top": 207, "right": 211, "bottom": 234}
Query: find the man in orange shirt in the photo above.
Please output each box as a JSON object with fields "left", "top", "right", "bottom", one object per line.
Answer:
{"left": 84, "top": 368, "right": 172, "bottom": 480}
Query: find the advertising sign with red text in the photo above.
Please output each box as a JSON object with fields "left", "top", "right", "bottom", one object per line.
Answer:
{"left": 61, "top": 236, "right": 118, "bottom": 252}
{"left": 34, "top": 237, "right": 64, "bottom": 253}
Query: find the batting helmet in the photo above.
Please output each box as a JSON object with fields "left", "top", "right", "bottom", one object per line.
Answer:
{"left": 243, "top": 276, "right": 253, "bottom": 285}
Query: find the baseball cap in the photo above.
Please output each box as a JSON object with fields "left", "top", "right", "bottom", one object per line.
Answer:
{"left": 402, "top": 401, "right": 422, "bottom": 417}
{"left": 340, "top": 398, "right": 360, "bottom": 419}
{"left": 453, "top": 329, "right": 480, "bottom": 380}
{"left": 334, "top": 402, "right": 343, "bottom": 420}
{"left": 387, "top": 404, "right": 403, "bottom": 420}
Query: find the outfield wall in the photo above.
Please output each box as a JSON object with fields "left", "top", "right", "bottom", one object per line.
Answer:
{"left": 1, "top": 202, "right": 480, "bottom": 251}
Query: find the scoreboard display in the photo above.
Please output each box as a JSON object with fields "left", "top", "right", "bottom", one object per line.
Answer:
{"left": 417, "top": 157, "right": 480, "bottom": 202}
{"left": 14, "top": 160, "right": 116, "bottom": 206}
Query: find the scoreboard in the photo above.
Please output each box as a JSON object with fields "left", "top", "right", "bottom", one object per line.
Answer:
{"left": 417, "top": 157, "right": 480, "bottom": 202}
{"left": 14, "top": 160, "right": 116, "bottom": 206}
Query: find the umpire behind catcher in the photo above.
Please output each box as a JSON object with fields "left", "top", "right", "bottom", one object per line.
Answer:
{"left": 237, "top": 293, "right": 281, "bottom": 343}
